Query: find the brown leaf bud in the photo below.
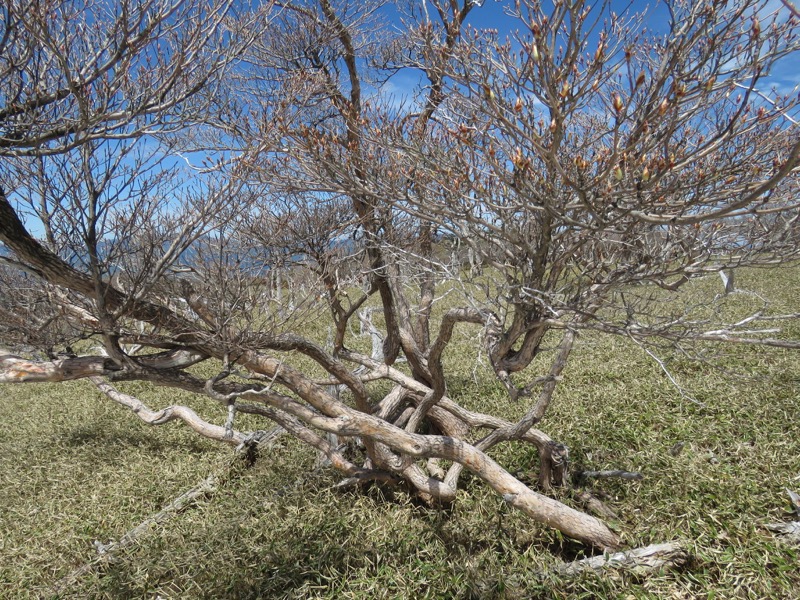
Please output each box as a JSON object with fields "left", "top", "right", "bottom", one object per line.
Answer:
{"left": 612, "top": 92, "right": 625, "bottom": 113}
{"left": 595, "top": 42, "right": 605, "bottom": 62}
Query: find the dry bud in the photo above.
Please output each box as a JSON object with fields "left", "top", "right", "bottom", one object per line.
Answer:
{"left": 612, "top": 92, "right": 625, "bottom": 113}
{"left": 595, "top": 42, "right": 605, "bottom": 62}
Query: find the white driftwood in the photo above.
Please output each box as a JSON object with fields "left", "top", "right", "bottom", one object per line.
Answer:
{"left": 559, "top": 542, "right": 687, "bottom": 575}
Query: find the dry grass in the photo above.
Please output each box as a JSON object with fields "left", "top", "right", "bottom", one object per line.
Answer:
{"left": 1, "top": 266, "right": 799, "bottom": 599}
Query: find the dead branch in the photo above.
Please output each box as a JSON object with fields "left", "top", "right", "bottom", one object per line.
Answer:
{"left": 572, "top": 490, "right": 620, "bottom": 521}
{"left": 558, "top": 542, "right": 688, "bottom": 575}
{"left": 763, "top": 522, "right": 800, "bottom": 545}
{"left": 90, "top": 377, "right": 246, "bottom": 446}
{"left": 577, "top": 470, "right": 644, "bottom": 482}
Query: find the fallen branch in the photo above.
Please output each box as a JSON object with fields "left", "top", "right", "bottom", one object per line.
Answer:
{"left": 0, "top": 350, "right": 206, "bottom": 383}
{"left": 787, "top": 488, "right": 800, "bottom": 517}
{"left": 760, "top": 488, "right": 800, "bottom": 545}
{"left": 572, "top": 490, "right": 620, "bottom": 521}
{"left": 763, "top": 521, "right": 800, "bottom": 545}
{"left": 558, "top": 541, "right": 688, "bottom": 575}
{"left": 576, "top": 469, "right": 643, "bottom": 482}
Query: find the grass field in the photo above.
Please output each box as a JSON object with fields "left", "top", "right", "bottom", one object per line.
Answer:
{"left": 1, "top": 266, "right": 799, "bottom": 599}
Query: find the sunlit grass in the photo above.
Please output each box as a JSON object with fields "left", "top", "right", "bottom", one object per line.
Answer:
{"left": 1, "top": 265, "right": 798, "bottom": 598}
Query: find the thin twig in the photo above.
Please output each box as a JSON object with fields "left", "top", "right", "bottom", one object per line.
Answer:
{"left": 628, "top": 333, "right": 707, "bottom": 408}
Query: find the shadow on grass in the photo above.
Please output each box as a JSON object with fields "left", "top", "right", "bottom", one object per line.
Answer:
{"left": 60, "top": 420, "right": 214, "bottom": 456}
{"left": 96, "top": 533, "right": 531, "bottom": 599}
{"left": 86, "top": 483, "right": 584, "bottom": 599}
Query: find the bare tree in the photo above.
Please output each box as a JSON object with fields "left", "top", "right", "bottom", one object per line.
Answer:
{"left": 1, "top": 0, "right": 799, "bottom": 551}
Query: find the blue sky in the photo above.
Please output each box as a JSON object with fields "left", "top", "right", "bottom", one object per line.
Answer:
{"left": 378, "top": 0, "right": 800, "bottom": 107}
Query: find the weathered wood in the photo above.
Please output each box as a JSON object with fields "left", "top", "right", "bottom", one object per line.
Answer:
{"left": 763, "top": 521, "right": 800, "bottom": 545}
{"left": 0, "top": 350, "right": 207, "bottom": 383}
{"left": 0, "top": 354, "right": 119, "bottom": 382}
{"left": 558, "top": 542, "right": 688, "bottom": 575}
{"left": 573, "top": 490, "right": 620, "bottom": 521}
{"left": 577, "top": 469, "right": 644, "bottom": 482}
{"left": 91, "top": 377, "right": 246, "bottom": 446}
{"left": 787, "top": 488, "right": 800, "bottom": 517}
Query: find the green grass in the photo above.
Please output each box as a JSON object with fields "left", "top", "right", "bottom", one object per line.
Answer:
{"left": 1, "top": 266, "right": 799, "bottom": 599}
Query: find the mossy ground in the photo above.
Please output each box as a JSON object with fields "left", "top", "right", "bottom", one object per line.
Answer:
{"left": 1, "top": 266, "right": 798, "bottom": 599}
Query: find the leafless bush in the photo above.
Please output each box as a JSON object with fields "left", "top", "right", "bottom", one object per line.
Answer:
{"left": 1, "top": 0, "right": 798, "bottom": 549}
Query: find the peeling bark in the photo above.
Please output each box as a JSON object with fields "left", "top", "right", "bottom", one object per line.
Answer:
{"left": 0, "top": 354, "right": 120, "bottom": 382}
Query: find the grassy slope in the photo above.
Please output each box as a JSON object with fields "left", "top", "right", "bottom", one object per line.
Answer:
{"left": 1, "top": 266, "right": 798, "bottom": 599}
